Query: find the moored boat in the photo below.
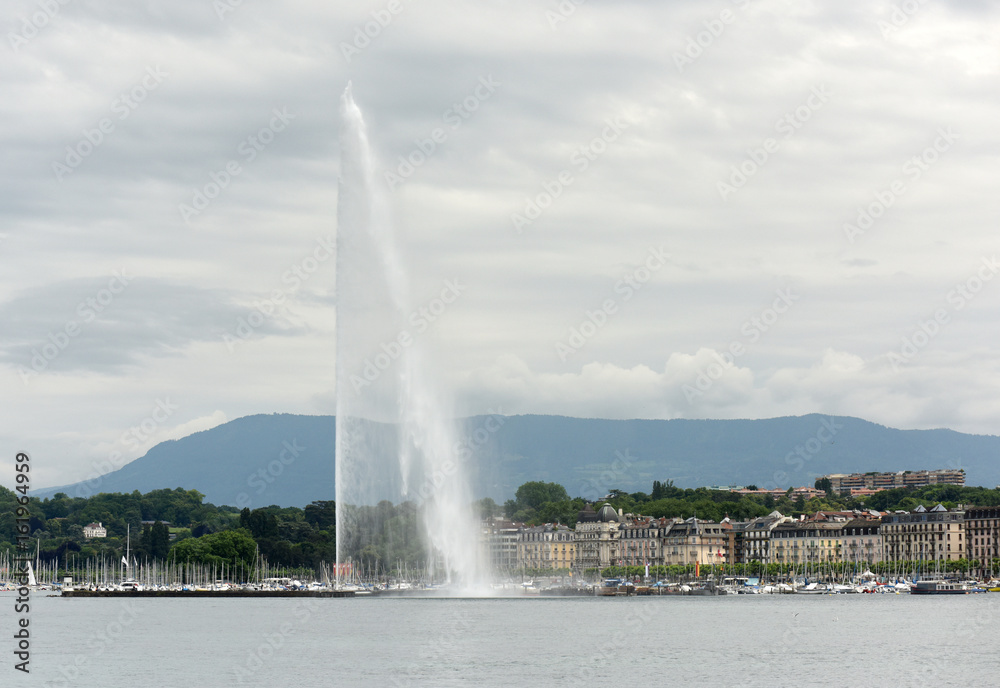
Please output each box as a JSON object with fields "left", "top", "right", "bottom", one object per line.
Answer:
{"left": 911, "top": 579, "right": 984, "bottom": 595}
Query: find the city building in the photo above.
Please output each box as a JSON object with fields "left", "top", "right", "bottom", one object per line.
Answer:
{"left": 881, "top": 504, "right": 965, "bottom": 562}
{"left": 964, "top": 506, "right": 1000, "bottom": 577}
{"left": 574, "top": 503, "right": 622, "bottom": 569}
{"left": 771, "top": 520, "right": 843, "bottom": 565}
{"left": 727, "top": 518, "right": 747, "bottom": 565}
{"left": 821, "top": 469, "right": 965, "bottom": 494}
{"left": 742, "top": 511, "right": 791, "bottom": 564}
{"left": 482, "top": 518, "right": 523, "bottom": 572}
{"left": 517, "top": 523, "right": 576, "bottom": 571}
{"left": 618, "top": 517, "right": 662, "bottom": 567}
{"left": 733, "top": 487, "right": 825, "bottom": 500}
{"left": 841, "top": 518, "right": 882, "bottom": 566}
{"left": 660, "top": 517, "right": 731, "bottom": 568}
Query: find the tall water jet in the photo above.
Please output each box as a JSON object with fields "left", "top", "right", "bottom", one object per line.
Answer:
{"left": 335, "top": 85, "right": 485, "bottom": 591}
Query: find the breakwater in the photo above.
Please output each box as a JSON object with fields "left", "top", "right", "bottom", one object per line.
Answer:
{"left": 61, "top": 589, "right": 356, "bottom": 598}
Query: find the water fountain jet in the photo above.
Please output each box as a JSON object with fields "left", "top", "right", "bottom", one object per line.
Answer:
{"left": 334, "top": 85, "right": 488, "bottom": 595}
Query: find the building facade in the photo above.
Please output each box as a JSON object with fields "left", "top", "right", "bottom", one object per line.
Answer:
{"left": 964, "top": 506, "right": 1000, "bottom": 577}
{"left": 618, "top": 518, "right": 661, "bottom": 567}
{"left": 83, "top": 522, "right": 107, "bottom": 538}
{"left": 771, "top": 521, "right": 843, "bottom": 566}
{"left": 481, "top": 518, "right": 523, "bottom": 572}
{"left": 881, "top": 505, "right": 965, "bottom": 562}
{"left": 660, "top": 518, "right": 731, "bottom": 568}
{"left": 841, "top": 519, "right": 883, "bottom": 566}
{"left": 742, "top": 511, "right": 790, "bottom": 564}
{"left": 822, "top": 469, "right": 965, "bottom": 494}
{"left": 517, "top": 523, "right": 575, "bottom": 570}
{"left": 574, "top": 503, "right": 622, "bottom": 569}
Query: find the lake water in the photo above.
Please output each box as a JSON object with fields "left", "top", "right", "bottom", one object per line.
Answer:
{"left": 9, "top": 592, "right": 1000, "bottom": 687}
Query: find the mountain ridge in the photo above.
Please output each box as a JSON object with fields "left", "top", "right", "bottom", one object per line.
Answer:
{"left": 32, "top": 413, "right": 999, "bottom": 507}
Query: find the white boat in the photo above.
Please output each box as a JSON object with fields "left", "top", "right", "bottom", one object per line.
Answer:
{"left": 911, "top": 579, "right": 984, "bottom": 595}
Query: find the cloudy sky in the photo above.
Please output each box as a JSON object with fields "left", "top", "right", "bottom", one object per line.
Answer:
{"left": 1, "top": 0, "right": 998, "bottom": 490}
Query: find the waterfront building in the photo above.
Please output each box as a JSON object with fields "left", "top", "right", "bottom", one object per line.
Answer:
{"left": 771, "top": 520, "right": 843, "bottom": 566}
{"left": 742, "top": 511, "right": 790, "bottom": 564}
{"left": 83, "top": 522, "right": 107, "bottom": 538}
{"left": 481, "top": 518, "right": 524, "bottom": 572}
{"left": 881, "top": 504, "right": 965, "bottom": 563}
{"left": 618, "top": 517, "right": 662, "bottom": 567}
{"left": 821, "top": 469, "right": 965, "bottom": 494}
{"left": 574, "top": 503, "right": 621, "bottom": 569}
{"left": 841, "top": 519, "right": 883, "bottom": 566}
{"left": 517, "top": 523, "right": 576, "bottom": 571}
{"left": 964, "top": 506, "right": 1000, "bottom": 577}
{"left": 660, "top": 517, "right": 731, "bottom": 568}
{"left": 727, "top": 518, "right": 747, "bottom": 565}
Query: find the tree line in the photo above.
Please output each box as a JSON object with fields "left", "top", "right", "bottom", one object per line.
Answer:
{"left": 0, "top": 486, "right": 336, "bottom": 571}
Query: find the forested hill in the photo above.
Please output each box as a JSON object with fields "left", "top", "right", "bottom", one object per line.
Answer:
{"left": 32, "top": 413, "right": 1000, "bottom": 507}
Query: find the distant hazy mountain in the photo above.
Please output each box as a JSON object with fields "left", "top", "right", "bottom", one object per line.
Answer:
{"left": 34, "top": 413, "right": 1000, "bottom": 507}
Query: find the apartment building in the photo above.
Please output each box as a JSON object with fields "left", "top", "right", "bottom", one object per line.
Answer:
{"left": 881, "top": 504, "right": 965, "bottom": 562}
{"left": 841, "top": 519, "right": 883, "bottom": 566}
{"left": 822, "top": 469, "right": 965, "bottom": 494}
{"left": 964, "top": 506, "right": 1000, "bottom": 577}
{"left": 517, "top": 523, "right": 576, "bottom": 571}
{"left": 574, "top": 503, "right": 622, "bottom": 569}
{"left": 771, "top": 521, "right": 843, "bottom": 565}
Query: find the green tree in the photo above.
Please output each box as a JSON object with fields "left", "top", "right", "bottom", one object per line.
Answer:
{"left": 474, "top": 497, "right": 501, "bottom": 519}
{"left": 815, "top": 477, "right": 833, "bottom": 494}
{"left": 515, "top": 482, "right": 570, "bottom": 510}
{"left": 170, "top": 529, "right": 257, "bottom": 568}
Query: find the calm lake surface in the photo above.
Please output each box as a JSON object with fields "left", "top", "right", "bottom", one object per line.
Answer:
{"left": 10, "top": 592, "right": 1000, "bottom": 687}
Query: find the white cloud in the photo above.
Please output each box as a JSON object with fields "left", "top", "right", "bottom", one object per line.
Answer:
{"left": 3, "top": 0, "right": 1000, "bottom": 489}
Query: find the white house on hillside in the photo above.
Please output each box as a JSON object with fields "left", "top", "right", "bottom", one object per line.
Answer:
{"left": 83, "top": 522, "right": 107, "bottom": 538}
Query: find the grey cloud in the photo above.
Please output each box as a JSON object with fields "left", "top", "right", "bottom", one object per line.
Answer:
{"left": 0, "top": 277, "right": 306, "bottom": 373}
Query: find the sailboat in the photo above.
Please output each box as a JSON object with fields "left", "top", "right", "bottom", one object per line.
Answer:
{"left": 120, "top": 524, "right": 142, "bottom": 592}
